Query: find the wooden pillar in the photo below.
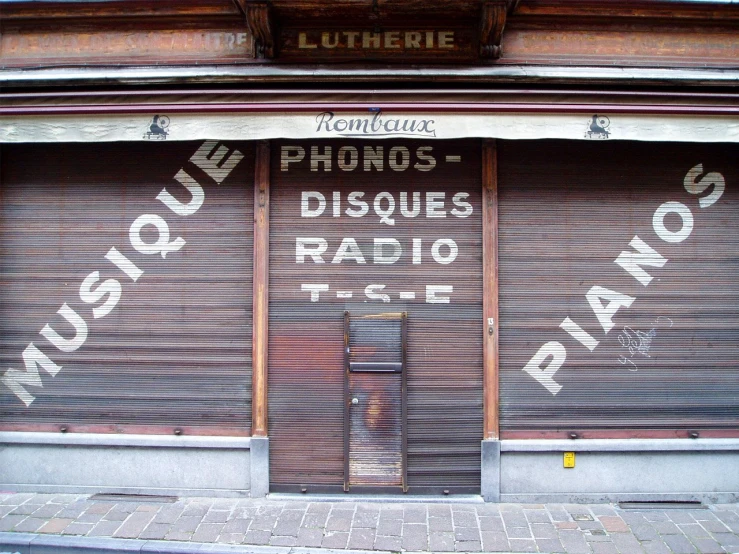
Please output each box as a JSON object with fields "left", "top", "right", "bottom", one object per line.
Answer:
{"left": 252, "top": 140, "right": 270, "bottom": 437}
{"left": 482, "top": 139, "right": 500, "bottom": 440}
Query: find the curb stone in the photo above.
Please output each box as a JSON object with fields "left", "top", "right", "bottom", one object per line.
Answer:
{"left": 0, "top": 534, "right": 542, "bottom": 554}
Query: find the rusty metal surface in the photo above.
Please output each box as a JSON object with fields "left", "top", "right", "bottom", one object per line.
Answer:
{"left": 346, "top": 313, "right": 405, "bottom": 489}
{"left": 0, "top": 141, "right": 254, "bottom": 435}
{"left": 497, "top": 140, "right": 739, "bottom": 438}
{"left": 268, "top": 139, "right": 483, "bottom": 493}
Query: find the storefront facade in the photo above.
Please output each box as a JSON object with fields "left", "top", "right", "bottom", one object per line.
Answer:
{"left": 1, "top": 0, "right": 738, "bottom": 502}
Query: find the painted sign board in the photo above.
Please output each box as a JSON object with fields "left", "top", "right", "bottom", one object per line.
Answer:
{"left": 278, "top": 27, "right": 477, "bottom": 62}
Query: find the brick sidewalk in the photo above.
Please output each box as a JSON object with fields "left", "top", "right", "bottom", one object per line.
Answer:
{"left": 1, "top": 493, "right": 738, "bottom": 553}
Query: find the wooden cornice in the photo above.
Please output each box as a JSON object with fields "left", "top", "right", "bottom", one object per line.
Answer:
{"left": 1, "top": 0, "right": 737, "bottom": 70}
{"left": 515, "top": 0, "right": 739, "bottom": 21}
{"left": 479, "top": 0, "right": 518, "bottom": 59}
{"left": 0, "top": 0, "right": 241, "bottom": 20}
{"left": 234, "top": 1, "right": 276, "bottom": 59}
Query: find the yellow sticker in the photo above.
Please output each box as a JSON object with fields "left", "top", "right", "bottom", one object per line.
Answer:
{"left": 563, "top": 452, "right": 576, "bottom": 468}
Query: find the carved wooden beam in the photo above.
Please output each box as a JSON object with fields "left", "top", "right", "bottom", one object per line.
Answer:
{"left": 235, "top": 0, "right": 275, "bottom": 59}
{"left": 480, "top": 0, "right": 518, "bottom": 59}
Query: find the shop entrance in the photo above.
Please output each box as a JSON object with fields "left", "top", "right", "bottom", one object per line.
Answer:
{"left": 268, "top": 139, "right": 483, "bottom": 494}
{"left": 344, "top": 312, "right": 407, "bottom": 492}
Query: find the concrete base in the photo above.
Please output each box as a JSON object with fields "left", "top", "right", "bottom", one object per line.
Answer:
{"left": 480, "top": 439, "right": 501, "bottom": 503}
{"left": 249, "top": 436, "right": 269, "bottom": 498}
{"left": 497, "top": 438, "right": 739, "bottom": 504}
{"left": 0, "top": 432, "right": 252, "bottom": 498}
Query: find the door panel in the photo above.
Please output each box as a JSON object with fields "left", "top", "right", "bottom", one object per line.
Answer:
{"left": 345, "top": 312, "right": 407, "bottom": 491}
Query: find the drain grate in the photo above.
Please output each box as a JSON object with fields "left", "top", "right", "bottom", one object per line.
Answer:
{"left": 89, "top": 493, "right": 178, "bottom": 503}
{"left": 618, "top": 501, "right": 705, "bottom": 510}
{"left": 572, "top": 514, "right": 594, "bottom": 521}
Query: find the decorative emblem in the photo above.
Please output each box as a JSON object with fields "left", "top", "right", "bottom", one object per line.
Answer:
{"left": 585, "top": 114, "right": 610, "bottom": 139}
{"left": 144, "top": 115, "right": 170, "bottom": 140}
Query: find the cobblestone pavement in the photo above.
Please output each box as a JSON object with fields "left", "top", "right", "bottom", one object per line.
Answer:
{"left": 0, "top": 492, "right": 737, "bottom": 553}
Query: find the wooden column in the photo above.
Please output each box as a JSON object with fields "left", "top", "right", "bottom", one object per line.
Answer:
{"left": 482, "top": 139, "right": 500, "bottom": 440}
{"left": 252, "top": 140, "right": 270, "bottom": 437}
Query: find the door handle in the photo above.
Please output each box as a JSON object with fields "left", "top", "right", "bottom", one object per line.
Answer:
{"left": 351, "top": 397, "right": 359, "bottom": 405}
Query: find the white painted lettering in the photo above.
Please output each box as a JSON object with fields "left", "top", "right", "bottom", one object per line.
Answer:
{"left": 298, "top": 32, "right": 318, "bottom": 49}
{"left": 374, "top": 238, "right": 402, "bottom": 264}
{"left": 332, "top": 191, "right": 341, "bottom": 217}
{"left": 156, "top": 169, "right": 205, "bottom": 216}
{"left": 653, "top": 201, "right": 694, "bottom": 243}
{"left": 438, "top": 31, "right": 454, "bottom": 48}
{"left": 412, "top": 238, "right": 422, "bottom": 265}
{"left": 310, "top": 145, "right": 332, "bottom": 172}
{"left": 105, "top": 247, "right": 143, "bottom": 282}
{"left": 405, "top": 31, "right": 421, "bottom": 48}
{"left": 684, "top": 164, "right": 725, "bottom": 208}
{"left": 522, "top": 342, "right": 565, "bottom": 395}
{"left": 414, "top": 146, "right": 436, "bottom": 171}
{"left": 332, "top": 238, "right": 366, "bottom": 264}
{"left": 614, "top": 236, "right": 667, "bottom": 286}
{"left": 343, "top": 31, "right": 360, "bottom": 48}
{"left": 1, "top": 343, "right": 62, "bottom": 406}
{"left": 364, "top": 146, "right": 384, "bottom": 171}
{"left": 346, "top": 191, "right": 369, "bottom": 217}
{"left": 400, "top": 192, "right": 421, "bottom": 217}
{"left": 366, "top": 284, "right": 391, "bottom": 303}
{"left": 338, "top": 146, "right": 358, "bottom": 171}
{"left": 302, "top": 283, "right": 328, "bottom": 301}
{"left": 321, "top": 32, "right": 339, "bottom": 48}
{"left": 374, "top": 192, "right": 396, "bottom": 226}
{"left": 586, "top": 286, "right": 635, "bottom": 334}
{"left": 426, "top": 192, "right": 446, "bottom": 217}
{"left": 426, "top": 285, "right": 453, "bottom": 304}
{"left": 301, "top": 191, "right": 326, "bottom": 217}
{"left": 363, "top": 32, "right": 381, "bottom": 48}
{"left": 296, "top": 237, "right": 328, "bottom": 263}
{"left": 280, "top": 145, "right": 305, "bottom": 171}
{"left": 190, "top": 141, "right": 243, "bottom": 184}
{"left": 388, "top": 146, "right": 410, "bottom": 171}
{"left": 129, "top": 214, "right": 186, "bottom": 259}
{"left": 559, "top": 317, "right": 599, "bottom": 351}
{"left": 79, "top": 271, "right": 121, "bottom": 319}
{"left": 384, "top": 31, "right": 401, "bottom": 49}
{"left": 451, "top": 192, "right": 473, "bottom": 218}
{"left": 40, "top": 303, "right": 88, "bottom": 353}
{"left": 431, "top": 238, "right": 458, "bottom": 265}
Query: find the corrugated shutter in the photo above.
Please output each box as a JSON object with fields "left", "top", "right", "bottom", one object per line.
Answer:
{"left": 498, "top": 140, "right": 739, "bottom": 436}
{"left": 269, "top": 139, "right": 483, "bottom": 493}
{"left": 0, "top": 141, "right": 254, "bottom": 436}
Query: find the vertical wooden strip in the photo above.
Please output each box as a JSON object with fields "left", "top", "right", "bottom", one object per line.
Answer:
{"left": 401, "top": 311, "right": 408, "bottom": 493}
{"left": 252, "top": 140, "right": 270, "bottom": 437}
{"left": 482, "top": 139, "right": 500, "bottom": 440}
{"left": 343, "top": 311, "right": 350, "bottom": 492}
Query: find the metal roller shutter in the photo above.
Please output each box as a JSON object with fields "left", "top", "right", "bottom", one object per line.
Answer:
{"left": 498, "top": 140, "right": 739, "bottom": 437}
{"left": 0, "top": 141, "right": 254, "bottom": 436}
{"left": 269, "top": 139, "right": 483, "bottom": 493}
